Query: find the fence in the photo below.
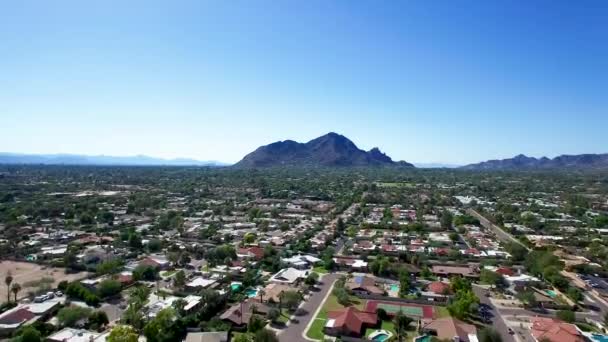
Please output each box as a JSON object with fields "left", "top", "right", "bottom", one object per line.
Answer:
{"left": 354, "top": 293, "right": 448, "bottom": 306}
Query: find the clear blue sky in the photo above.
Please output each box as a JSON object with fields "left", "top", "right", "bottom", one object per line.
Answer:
{"left": 1, "top": 0, "right": 607, "bottom": 164}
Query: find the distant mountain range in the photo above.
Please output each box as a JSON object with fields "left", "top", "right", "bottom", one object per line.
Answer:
{"left": 235, "top": 132, "right": 414, "bottom": 168}
{"left": 0, "top": 153, "right": 226, "bottom": 166}
{"left": 461, "top": 153, "right": 608, "bottom": 170}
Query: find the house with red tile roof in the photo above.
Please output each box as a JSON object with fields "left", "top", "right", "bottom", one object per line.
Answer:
{"left": 427, "top": 281, "right": 452, "bottom": 295}
{"left": 422, "top": 317, "right": 477, "bottom": 342}
{"left": 324, "top": 307, "right": 378, "bottom": 337}
{"left": 530, "top": 317, "right": 586, "bottom": 342}
{"left": 237, "top": 246, "right": 265, "bottom": 260}
{"left": 495, "top": 266, "right": 515, "bottom": 277}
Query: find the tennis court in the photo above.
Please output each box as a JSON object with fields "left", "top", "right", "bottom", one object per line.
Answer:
{"left": 365, "top": 300, "right": 435, "bottom": 319}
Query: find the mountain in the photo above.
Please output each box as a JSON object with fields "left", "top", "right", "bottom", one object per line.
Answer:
{"left": 461, "top": 153, "right": 608, "bottom": 170}
{"left": 0, "top": 153, "right": 226, "bottom": 166}
{"left": 235, "top": 132, "right": 414, "bottom": 168}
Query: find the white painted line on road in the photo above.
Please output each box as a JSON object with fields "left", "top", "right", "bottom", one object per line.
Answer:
{"left": 300, "top": 278, "right": 338, "bottom": 342}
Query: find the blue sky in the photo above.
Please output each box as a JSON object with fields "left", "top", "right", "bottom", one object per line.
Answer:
{"left": 1, "top": 0, "right": 607, "bottom": 164}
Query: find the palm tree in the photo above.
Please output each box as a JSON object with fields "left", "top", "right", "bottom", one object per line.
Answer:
{"left": 4, "top": 272, "right": 13, "bottom": 303}
{"left": 10, "top": 283, "right": 21, "bottom": 302}
{"left": 394, "top": 310, "right": 413, "bottom": 342}
{"left": 258, "top": 289, "right": 266, "bottom": 303}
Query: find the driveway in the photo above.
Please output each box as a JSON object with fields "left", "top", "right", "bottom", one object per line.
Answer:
{"left": 279, "top": 273, "right": 339, "bottom": 342}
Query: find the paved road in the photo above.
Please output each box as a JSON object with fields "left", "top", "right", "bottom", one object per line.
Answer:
{"left": 278, "top": 273, "right": 339, "bottom": 342}
{"left": 467, "top": 209, "right": 531, "bottom": 251}
{"left": 473, "top": 285, "right": 517, "bottom": 342}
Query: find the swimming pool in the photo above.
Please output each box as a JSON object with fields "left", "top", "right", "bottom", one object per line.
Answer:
{"left": 372, "top": 333, "right": 389, "bottom": 341}
{"left": 390, "top": 284, "right": 400, "bottom": 292}
{"left": 230, "top": 282, "right": 242, "bottom": 291}
{"left": 590, "top": 334, "right": 608, "bottom": 342}
{"left": 545, "top": 290, "right": 557, "bottom": 298}
{"left": 369, "top": 330, "right": 393, "bottom": 341}
{"left": 245, "top": 288, "right": 259, "bottom": 298}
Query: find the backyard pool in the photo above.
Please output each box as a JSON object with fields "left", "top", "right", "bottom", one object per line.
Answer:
{"left": 389, "top": 284, "right": 400, "bottom": 292}
{"left": 230, "top": 282, "right": 243, "bottom": 291}
{"left": 245, "top": 288, "right": 259, "bottom": 298}
{"left": 369, "top": 330, "right": 392, "bottom": 342}
{"left": 590, "top": 334, "right": 608, "bottom": 342}
{"left": 545, "top": 290, "right": 557, "bottom": 298}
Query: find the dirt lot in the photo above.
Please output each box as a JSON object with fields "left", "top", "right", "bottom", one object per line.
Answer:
{"left": 0, "top": 260, "right": 89, "bottom": 300}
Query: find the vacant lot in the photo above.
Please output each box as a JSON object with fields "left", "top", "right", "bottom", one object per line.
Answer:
{"left": 0, "top": 261, "right": 88, "bottom": 300}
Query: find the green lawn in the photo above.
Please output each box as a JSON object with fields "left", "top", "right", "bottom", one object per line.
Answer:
{"left": 435, "top": 306, "right": 450, "bottom": 318}
{"left": 276, "top": 308, "right": 290, "bottom": 324}
{"left": 306, "top": 318, "right": 327, "bottom": 340}
{"left": 317, "top": 294, "right": 366, "bottom": 319}
{"left": 306, "top": 292, "right": 367, "bottom": 340}
{"left": 313, "top": 266, "right": 329, "bottom": 274}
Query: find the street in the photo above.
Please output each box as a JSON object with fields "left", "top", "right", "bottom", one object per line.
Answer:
{"left": 473, "top": 285, "right": 518, "bottom": 342}
{"left": 278, "top": 273, "right": 339, "bottom": 342}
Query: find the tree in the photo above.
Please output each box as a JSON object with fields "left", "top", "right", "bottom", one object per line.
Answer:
{"left": 478, "top": 327, "right": 502, "bottom": 342}
{"left": 267, "top": 308, "right": 280, "bottom": 323}
{"left": 96, "top": 260, "right": 123, "bottom": 276}
{"left": 377, "top": 308, "right": 389, "bottom": 321}
{"left": 556, "top": 310, "right": 575, "bottom": 323}
{"left": 98, "top": 279, "right": 122, "bottom": 298}
{"left": 5, "top": 272, "right": 13, "bottom": 303}
{"left": 244, "top": 233, "right": 256, "bottom": 244}
{"left": 258, "top": 288, "right": 266, "bottom": 303}
{"left": 173, "top": 270, "right": 186, "bottom": 288}
{"left": 280, "top": 290, "right": 302, "bottom": 310}
{"left": 143, "top": 308, "right": 176, "bottom": 342}
{"left": 11, "top": 283, "right": 21, "bottom": 302}
{"left": 248, "top": 315, "right": 265, "bottom": 333}
{"left": 399, "top": 273, "right": 411, "bottom": 298}
{"left": 441, "top": 210, "right": 453, "bottom": 230}
{"left": 133, "top": 265, "right": 159, "bottom": 281}
{"left": 15, "top": 325, "right": 42, "bottom": 342}
{"left": 254, "top": 329, "right": 279, "bottom": 342}
{"left": 57, "top": 306, "right": 92, "bottom": 327}
{"left": 480, "top": 269, "right": 505, "bottom": 288}
{"left": 567, "top": 287, "right": 583, "bottom": 303}
{"left": 305, "top": 272, "right": 319, "bottom": 286}
{"left": 107, "top": 325, "right": 139, "bottom": 342}
{"left": 147, "top": 239, "right": 162, "bottom": 253}
{"left": 394, "top": 310, "right": 413, "bottom": 342}
{"left": 333, "top": 287, "right": 350, "bottom": 306}
{"left": 88, "top": 311, "right": 109, "bottom": 330}
{"left": 516, "top": 291, "right": 538, "bottom": 308}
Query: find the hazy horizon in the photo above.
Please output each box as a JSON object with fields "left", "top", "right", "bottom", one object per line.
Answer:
{"left": 2, "top": 1, "right": 607, "bottom": 164}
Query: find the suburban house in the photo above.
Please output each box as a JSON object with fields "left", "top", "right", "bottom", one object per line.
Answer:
{"left": 422, "top": 317, "right": 478, "bottom": 342}
{"left": 529, "top": 317, "right": 586, "bottom": 342}
{"left": 47, "top": 328, "right": 109, "bottom": 342}
{"left": 333, "top": 257, "right": 368, "bottom": 272}
{"left": 346, "top": 275, "right": 384, "bottom": 296}
{"left": 220, "top": 299, "right": 270, "bottom": 327}
{"left": 282, "top": 254, "right": 322, "bottom": 269}
{"left": 431, "top": 264, "right": 480, "bottom": 279}
{"left": 140, "top": 255, "right": 171, "bottom": 270}
{"left": 324, "top": 307, "right": 378, "bottom": 337}
{"left": 269, "top": 268, "right": 308, "bottom": 286}
{"left": 426, "top": 281, "right": 452, "bottom": 295}
{"left": 255, "top": 283, "right": 295, "bottom": 304}
{"left": 237, "top": 246, "right": 265, "bottom": 261}
{"left": 0, "top": 300, "right": 61, "bottom": 336}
